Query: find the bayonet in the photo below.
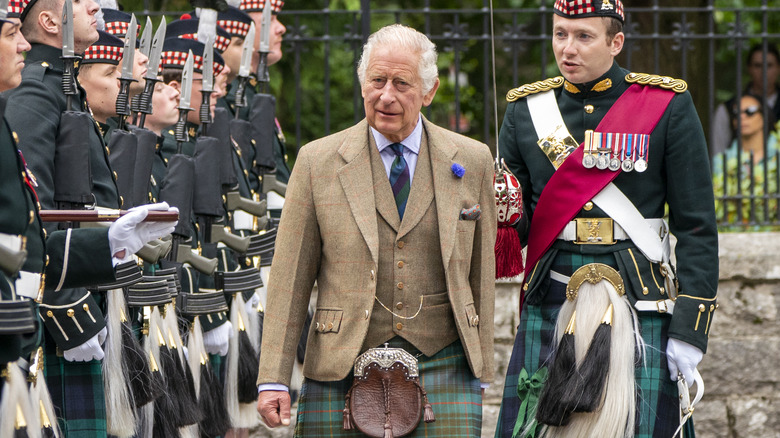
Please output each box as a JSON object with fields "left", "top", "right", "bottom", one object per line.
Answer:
{"left": 174, "top": 50, "right": 195, "bottom": 153}
{"left": 255, "top": 5, "right": 271, "bottom": 91}
{"left": 137, "top": 18, "right": 166, "bottom": 128}
{"left": 131, "top": 17, "right": 153, "bottom": 116}
{"left": 0, "top": 0, "right": 8, "bottom": 21}
{"left": 115, "top": 14, "right": 137, "bottom": 130}
{"left": 233, "top": 22, "right": 254, "bottom": 119}
{"left": 61, "top": 0, "right": 78, "bottom": 109}
{"left": 199, "top": 36, "right": 214, "bottom": 132}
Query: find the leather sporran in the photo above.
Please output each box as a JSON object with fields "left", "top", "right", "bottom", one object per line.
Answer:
{"left": 343, "top": 344, "right": 435, "bottom": 437}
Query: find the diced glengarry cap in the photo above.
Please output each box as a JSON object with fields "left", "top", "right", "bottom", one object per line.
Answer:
{"left": 553, "top": 0, "right": 624, "bottom": 23}
{"left": 160, "top": 37, "right": 225, "bottom": 76}
{"left": 239, "top": 0, "right": 283, "bottom": 14}
{"left": 215, "top": 6, "right": 252, "bottom": 39}
{"left": 102, "top": 8, "right": 140, "bottom": 39}
{"left": 168, "top": 16, "right": 231, "bottom": 53}
{"left": 7, "top": 0, "right": 22, "bottom": 19}
{"left": 82, "top": 29, "right": 124, "bottom": 65}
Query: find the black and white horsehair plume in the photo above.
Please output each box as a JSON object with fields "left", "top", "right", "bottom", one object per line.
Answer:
{"left": 535, "top": 311, "right": 577, "bottom": 427}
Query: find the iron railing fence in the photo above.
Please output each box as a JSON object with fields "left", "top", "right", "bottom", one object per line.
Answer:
{"left": 134, "top": 1, "right": 780, "bottom": 228}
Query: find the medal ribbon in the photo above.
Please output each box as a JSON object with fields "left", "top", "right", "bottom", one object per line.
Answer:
{"left": 523, "top": 84, "right": 675, "bottom": 303}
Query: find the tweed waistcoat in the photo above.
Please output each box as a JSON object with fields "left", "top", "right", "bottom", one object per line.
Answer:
{"left": 361, "top": 131, "right": 458, "bottom": 356}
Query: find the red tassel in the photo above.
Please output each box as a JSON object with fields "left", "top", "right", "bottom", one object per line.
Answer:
{"left": 495, "top": 225, "right": 524, "bottom": 279}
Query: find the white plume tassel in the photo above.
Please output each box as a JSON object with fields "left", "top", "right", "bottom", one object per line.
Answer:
{"left": 225, "top": 293, "right": 260, "bottom": 428}
{"left": 103, "top": 289, "right": 137, "bottom": 437}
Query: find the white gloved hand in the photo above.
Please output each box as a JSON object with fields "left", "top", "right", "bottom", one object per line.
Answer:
{"left": 245, "top": 292, "right": 261, "bottom": 315}
{"left": 63, "top": 327, "right": 108, "bottom": 362}
{"left": 109, "top": 202, "right": 179, "bottom": 260}
{"left": 666, "top": 338, "right": 703, "bottom": 387}
{"left": 203, "top": 321, "right": 234, "bottom": 356}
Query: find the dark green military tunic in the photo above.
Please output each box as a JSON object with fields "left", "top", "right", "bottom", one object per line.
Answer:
{"left": 5, "top": 43, "right": 119, "bottom": 437}
{"left": 496, "top": 62, "right": 718, "bottom": 437}
{"left": 222, "top": 76, "right": 291, "bottom": 186}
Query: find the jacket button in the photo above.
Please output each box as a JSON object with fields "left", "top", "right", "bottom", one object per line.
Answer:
{"left": 315, "top": 322, "right": 320, "bottom": 330}
{"left": 397, "top": 261, "right": 404, "bottom": 268}
{"left": 369, "top": 270, "right": 375, "bottom": 280}
{"left": 397, "top": 241, "right": 405, "bottom": 249}
{"left": 83, "top": 304, "right": 89, "bottom": 312}
{"left": 327, "top": 322, "right": 334, "bottom": 330}
{"left": 67, "top": 309, "right": 74, "bottom": 317}
{"left": 584, "top": 104, "right": 594, "bottom": 113}
{"left": 397, "top": 282, "right": 404, "bottom": 290}
{"left": 364, "top": 310, "right": 370, "bottom": 319}
{"left": 583, "top": 201, "right": 594, "bottom": 211}
{"left": 396, "top": 302, "right": 403, "bottom": 310}
{"left": 396, "top": 323, "right": 403, "bottom": 330}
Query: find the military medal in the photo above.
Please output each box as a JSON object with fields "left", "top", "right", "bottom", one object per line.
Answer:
{"left": 621, "top": 134, "right": 634, "bottom": 172}
{"left": 635, "top": 134, "right": 648, "bottom": 172}
{"left": 608, "top": 133, "right": 622, "bottom": 171}
{"left": 595, "top": 132, "right": 610, "bottom": 170}
{"left": 582, "top": 130, "right": 597, "bottom": 168}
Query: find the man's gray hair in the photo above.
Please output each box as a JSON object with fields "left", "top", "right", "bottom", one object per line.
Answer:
{"left": 357, "top": 24, "right": 438, "bottom": 94}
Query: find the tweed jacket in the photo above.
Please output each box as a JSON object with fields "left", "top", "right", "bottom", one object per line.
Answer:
{"left": 258, "top": 116, "right": 497, "bottom": 386}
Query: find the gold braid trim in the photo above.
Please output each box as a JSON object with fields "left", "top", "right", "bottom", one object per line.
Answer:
{"left": 625, "top": 72, "right": 688, "bottom": 93}
{"left": 506, "top": 76, "right": 565, "bottom": 102}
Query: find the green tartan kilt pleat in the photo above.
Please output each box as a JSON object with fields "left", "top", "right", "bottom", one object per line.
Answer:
{"left": 495, "top": 251, "right": 693, "bottom": 438}
{"left": 43, "top": 331, "right": 107, "bottom": 437}
{"left": 294, "top": 337, "right": 482, "bottom": 437}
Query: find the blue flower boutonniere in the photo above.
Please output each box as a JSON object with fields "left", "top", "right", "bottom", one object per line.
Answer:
{"left": 451, "top": 163, "right": 465, "bottom": 178}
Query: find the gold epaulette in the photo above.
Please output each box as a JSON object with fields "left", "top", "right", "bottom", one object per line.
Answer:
{"left": 625, "top": 73, "right": 688, "bottom": 93}
{"left": 506, "top": 76, "right": 564, "bottom": 102}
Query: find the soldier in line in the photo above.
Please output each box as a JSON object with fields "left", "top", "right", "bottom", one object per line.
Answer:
{"left": 5, "top": 0, "right": 176, "bottom": 434}
{"left": 494, "top": 1, "right": 717, "bottom": 437}
{"left": 237, "top": 0, "right": 291, "bottom": 193}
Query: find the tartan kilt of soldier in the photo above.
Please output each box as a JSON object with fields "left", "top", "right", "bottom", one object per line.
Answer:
{"left": 294, "top": 337, "right": 482, "bottom": 437}
{"left": 494, "top": 251, "right": 695, "bottom": 438}
{"left": 43, "top": 330, "right": 107, "bottom": 437}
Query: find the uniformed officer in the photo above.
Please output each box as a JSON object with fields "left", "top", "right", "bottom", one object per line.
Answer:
{"left": 5, "top": 0, "right": 176, "bottom": 434}
{"left": 495, "top": 1, "right": 718, "bottom": 437}
{"left": 78, "top": 30, "right": 125, "bottom": 133}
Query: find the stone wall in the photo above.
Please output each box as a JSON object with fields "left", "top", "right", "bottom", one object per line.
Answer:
{"left": 253, "top": 232, "right": 780, "bottom": 438}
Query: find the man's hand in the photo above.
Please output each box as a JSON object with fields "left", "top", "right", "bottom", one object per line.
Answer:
{"left": 63, "top": 327, "right": 108, "bottom": 362}
{"left": 667, "top": 337, "right": 703, "bottom": 387}
{"left": 257, "top": 390, "right": 291, "bottom": 428}
{"left": 109, "top": 202, "right": 178, "bottom": 260}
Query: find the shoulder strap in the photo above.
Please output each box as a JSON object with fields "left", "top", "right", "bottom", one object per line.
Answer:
{"left": 524, "top": 84, "right": 676, "bottom": 279}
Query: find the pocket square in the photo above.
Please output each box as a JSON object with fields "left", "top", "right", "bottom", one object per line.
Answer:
{"left": 460, "top": 204, "right": 481, "bottom": 220}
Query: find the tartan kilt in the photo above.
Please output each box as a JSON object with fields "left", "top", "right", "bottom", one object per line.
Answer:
{"left": 495, "top": 251, "right": 694, "bottom": 438}
{"left": 43, "top": 331, "right": 107, "bottom": 437}
{"left": 294, "top": 337, "right": 482, "bottom": 437}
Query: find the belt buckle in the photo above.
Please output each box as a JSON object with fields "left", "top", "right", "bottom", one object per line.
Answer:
{"left": 575, "top": 218, "right": 615, "bottom": 245}
{"left": 656, "top": 300, "right": 668, "bottom": 313}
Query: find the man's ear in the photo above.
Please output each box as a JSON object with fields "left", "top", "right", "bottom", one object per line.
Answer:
{"left": 168, "top": 80, "right": 181, "bottom": 92}
{"left": 37, "top": 9, "right": 59, "bottom": 37}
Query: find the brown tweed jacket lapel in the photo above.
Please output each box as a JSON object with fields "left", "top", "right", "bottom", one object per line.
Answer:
{"left": 427, "top": 118, "right": 461, "bottom": 267}
{"left": 397, "top": 130, "right": 434, "bottom": 238}
{"left": 336, "top": 120, "right": 379, "bottom": 266}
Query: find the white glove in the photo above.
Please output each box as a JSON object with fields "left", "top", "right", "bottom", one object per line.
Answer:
{"left": 666, "top": 338, "right": 703, "bottom": 387}
{"left": 109, "top": 202, "right": 178, "bottom": 260}
{"left": 64, "top": 327, "right": 108, "bottom": 362}
{"left": 203, "top": 321, "right": 233, "bottom": 356}
{"left": 245, "top": 292, "right": 261, "bottom": 315}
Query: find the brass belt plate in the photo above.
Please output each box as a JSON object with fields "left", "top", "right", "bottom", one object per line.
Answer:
{"left": 575, "top": 217, "right": 615, "bottom": 245}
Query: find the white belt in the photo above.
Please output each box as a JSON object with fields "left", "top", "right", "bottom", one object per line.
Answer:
{"left": 233, "top": 209, "right": 255, "bottom": 231}
{"left": 550, "top": 270, "right": 674, "bottom": 314}
{"left": 0, "top": 232, "right": 24, "bottom": 252}
{"left": 557, "top": 218, "right": 666, "bottom": 243}
{"left": 16, "top": 271, "right": 42, "bottom": 301}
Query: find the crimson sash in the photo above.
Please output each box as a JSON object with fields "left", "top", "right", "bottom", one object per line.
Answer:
{"left": 523, "top": 84, "right": 676, "bottom": 286}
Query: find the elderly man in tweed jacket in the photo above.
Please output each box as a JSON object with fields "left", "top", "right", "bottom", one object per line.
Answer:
{"left": 256, "top": 23, "right": 497, "bottom": 437}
